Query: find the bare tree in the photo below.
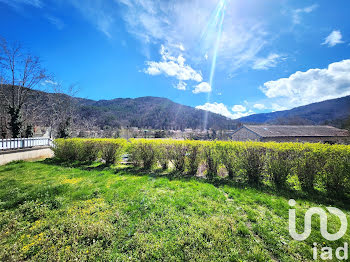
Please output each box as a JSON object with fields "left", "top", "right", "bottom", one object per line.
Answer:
{"left": 78, "top": 116, "right": 98, "bottom": 137}
{"left": 0, "top": 93, "right": 7, "bottom": 138}
{"left": 0, "top": 38, "right": 49, "bottom": 138}
{"left": 47, "top": 83, "right": 80, "bottom": 138}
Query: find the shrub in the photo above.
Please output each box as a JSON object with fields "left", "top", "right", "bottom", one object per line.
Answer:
{"left": 201, "top": 141, "right": 221, "bottom": 179}
{"left": 217, "top": 142, "right": 242, "bottom": 179}
{"left": 156, "top": 142, "right": 170, "bottom": 170}
{"left": 293, "top": 145, "right": 325, "bottom": 192}
{"left": 127, "top": 140, "right": 142, "bottom": 168}
{"left": 100, "top": 140, "right": 125, "bottom": 165}
{"left": 186, "top": 141, "right": 202, "bottom": 176}
{"left": 128, "top": 139, "right": 157, "bottom": 169}
{"left": 77, "top": 140, "right": 99, "bottom": 162}
{"left": 265, "top": 145, "right": 294, "bottom": 188}
{"left": 53, "top": 139, "right": 77, "bottom": 161}
{"left": 168, "top": 141, "right": 188, "bottom": 172}
{"left": 322, "top": 146, "right": 350, "bottom": 197}
{"left": 237, "top": 143, "right": 266, "bottom": 185}
{"left": 53, "top": 138, "right": 126, "bottom": 165}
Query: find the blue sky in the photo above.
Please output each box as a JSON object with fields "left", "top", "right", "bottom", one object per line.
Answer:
{"left": 1, "top": 0, "right": 350, "bottom": 119}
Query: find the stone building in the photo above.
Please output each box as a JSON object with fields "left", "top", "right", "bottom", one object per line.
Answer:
{"left": 231, "top": 125, "right": 350, "bottom": 144}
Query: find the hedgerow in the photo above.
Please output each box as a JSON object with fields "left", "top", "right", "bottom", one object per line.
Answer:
{"left": 167, "top": 141, "right": 188, "bottom": 172}
{"left": 99, "top": 140, "right": 127, "bottom": 165}
{"left": 202, "top": 141, "right": 220, "bottom": 179}
{"left": 53, "top": 138, "right": 350, "bottom": 197}
{"left": 53, "top": 138, "right": 127, "bottom": 165}
{"left": 238, "top": 143, "right": 266, "bottom": 185}
{"left": 321, "top": 146, "right": 350, "bottom": 197}
{"left": 186, "top": 141, "right": 202, "bottom": 176}
{"left": 217, "top": 142, "right": 241, "bottom": 179}
{"left": 128, "top": 139, "right": 158, "bottom": 169}
{"left": 264, "top": 145, "right": 293, "bottom": 189}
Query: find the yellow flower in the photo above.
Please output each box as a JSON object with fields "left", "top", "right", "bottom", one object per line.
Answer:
{"left": 62, "top": 178, "right": 82, "bottom": 184}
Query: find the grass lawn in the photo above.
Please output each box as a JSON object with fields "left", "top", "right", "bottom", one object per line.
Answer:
{"left": 0, "top": 160, "right": 349, "bottom": 261}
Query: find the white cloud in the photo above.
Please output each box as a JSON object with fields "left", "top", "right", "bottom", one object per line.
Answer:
{"left": 174, "top": 81, "right": 187, "bottom": 91}
{"left": 193, "top": 82, "right": 211, "bottom": 94}
{"left": 2, "top": 0, "right": 270, "bottom": 73}
{"left": 253, "top": 104, "right": 266, "bottom": 110}
{"left": 67, "top": 0, "right": 115, "bottom": 38}
{"left": 116, "top": 0, "right": 170, "bottom": 43}
{"left": 0, "top": 0, "right": 42, "bottom": 8}
{"left": 232, "top": 105, "right": 246, "bottom": 112}
{"left": 252, "top": 53, "right": 285, "bottom": 70}
{"left": 45, "top": 15, "right": 65, "bottom": 30}
{"left": 117, "top": 0, "right": 270, "bottom": 73}
{"left": 196, "top": 102, "right": 254, "bottom": 119}
{"left": 170, "top": 43, "right": 185, "bottom": 51}
{"left": 218, "top": 23, "right": 268, "bottom": 72}
{"left": 144, "top": 45, "right": 203, "bottom": 82}
{"left": 292, "top": 4, "right": 318, "bottom": 24}
{"left": 196, "top": 102, "right": 234, "bottom": 119}
{"left": 271, "top": 104, "right": 288, "bottom": 112}
{"left": 232, "top": 111, "right": 254, "bottom": 119}
{"left": 0, "top": 0, "right": 114, "bottom": 37}
{"left": 41, "top": 80, "right": 58, "bottom": 86}
{"left": 260, "top": 59, "right": 350, "bottom": 109}
{"left": 322, "top": 30, "right": 344, "bottom": 47}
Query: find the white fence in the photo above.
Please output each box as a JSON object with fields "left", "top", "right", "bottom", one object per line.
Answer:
{"left": 0, "top": 138, "right": 53, "bottom": 151}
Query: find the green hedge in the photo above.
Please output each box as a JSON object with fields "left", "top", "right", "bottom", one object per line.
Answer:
{"left": 52, "top": 138, "right": 350, "bottom": 197}
{"left": 53, "top": 138, "right": 127, "bottom": 165}
{"left": 127, "top": 139, "right": 158, "bottom": 169}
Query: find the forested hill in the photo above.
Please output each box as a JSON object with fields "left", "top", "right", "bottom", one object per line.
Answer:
{"left": 6, "top": 85, "right": 350, "bottom": 132}
{"left": 238, "top": 95, "right": 350, "bottom": 128}
{"left": 76, "top": 96, "right": 238, "bottom": 130}
{"left": 0, "top": 88, "right": 238, "bottom": 130}
{"left": 0, "top": 85, "right": 238, "bottom": 130}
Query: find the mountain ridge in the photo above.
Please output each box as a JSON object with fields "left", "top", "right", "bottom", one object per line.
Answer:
{"left": 2, "top": 85, "right": 350, "bottom": 133}
{"left": 238, "top": 95, "right": 350, "bottom": 127}
{"left": 76, "top": 95, "right": 238, "bottom": 130}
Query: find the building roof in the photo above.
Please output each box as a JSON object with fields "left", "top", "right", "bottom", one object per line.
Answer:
{"left": 241, "top": 125, "right": 350, "bottom": 138}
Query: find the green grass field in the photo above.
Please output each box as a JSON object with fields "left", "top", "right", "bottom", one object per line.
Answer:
{"left": 0, "top": 160, "right": 349, "bottom": 261}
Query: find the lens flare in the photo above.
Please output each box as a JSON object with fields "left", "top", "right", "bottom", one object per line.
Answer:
{"left": 201, "top": 0, "right": 228, "bottom": 130}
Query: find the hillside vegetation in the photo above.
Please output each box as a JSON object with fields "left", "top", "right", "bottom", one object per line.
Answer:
{"left": 0, "top": 86, "right": 238, "bottom": 131}
{"left": 78, "top": 96, "right": 238, "bottom": 130}
{"left": 3, "top": 85, "right": 350, "bottom": 138}
{"left": 238, "top": 95, "right": 350, "bottom": 127}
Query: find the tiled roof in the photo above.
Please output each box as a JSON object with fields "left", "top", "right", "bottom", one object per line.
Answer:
{"left": 243, "top": 125, "right": 350, "bottom": 138}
